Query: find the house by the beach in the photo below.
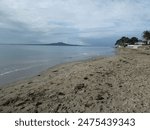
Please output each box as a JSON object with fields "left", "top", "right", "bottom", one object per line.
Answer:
{"left": 127, "top": 40, "right": 150, "bottom": 49}
{"left": 127, "top": 44, "right": 142, "bottom": 49}
{"left": 115, "top": 35, "right": 150, "bottom": 48}
{"left": 134, "top": 39, "right": 150, "bottom": 45}
{"left": 147, "top": 40, "right": 150, "bottom": 44}
{"left": 135, "top": 39, "right": 149, "bottom": 44}
{"left": 135, "top": 41, "right": 145, "bottom": 45}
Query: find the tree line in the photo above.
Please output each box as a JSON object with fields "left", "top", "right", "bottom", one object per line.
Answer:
{"left": 115, "top": 30, "right": 150, "bottom": 47}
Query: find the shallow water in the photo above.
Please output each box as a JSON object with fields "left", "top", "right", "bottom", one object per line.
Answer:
{"left": 0, "top": 45, "right": 115, "bottom": 86}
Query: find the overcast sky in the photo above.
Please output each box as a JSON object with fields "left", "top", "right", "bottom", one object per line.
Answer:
{"left": 0, "top": 0, "right": 150, "bottom": 45}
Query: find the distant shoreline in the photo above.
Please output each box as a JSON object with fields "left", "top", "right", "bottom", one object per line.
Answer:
{"left": 0, "top": 42, "right": 82, "bottom": 46}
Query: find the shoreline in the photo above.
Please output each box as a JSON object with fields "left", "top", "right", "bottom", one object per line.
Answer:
{"left": 0, "top": 48, "right": 150, "bottom": 112}
{"left": 0, "top": 54, "right": 111, "bottom": 88}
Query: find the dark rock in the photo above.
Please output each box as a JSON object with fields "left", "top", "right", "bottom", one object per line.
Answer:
{"left": 28, "top": 91, "right": 35, "bottom": 96}
{"left": 21, "top": 85, "right": 24, "bottom": 87}
{"left": 50, "top": 81, "right": 54, "bottom": 84}
{"left": 74, "top": 83, "right": 86, "bottom": 93}
{"left": 119, "top": 85, "right": 123, "bottom": 88}
{"left": 89, "top": 74, "right": 94, "bottom": 76}
{"left": 28, "top": 81, "right": 33, "bottom": 84}
{"left": 54, "top": 104, "right": 61, "bottom": 112}
{"left": 35, "top": 102, "right": 42, "bottom": 106}
{"left": 106, "top": 83, "right": 113, "bottom": 87}
{"left": 2, "top": 100, "right": 11, "bottom": 106}
{"left": 85, "top": 103, "right": 93, "bottom": 107}
{"left": 96, "top": 94, "right": 104, "bottom": 100}
{"left": 84, "top": 77, "right": 88, "bottom": 80}
{"left": 52, "top": 70, "right": 58, "bottom": 72}
{"left": 57, "top": 92, "right": 65, "bottom": 96}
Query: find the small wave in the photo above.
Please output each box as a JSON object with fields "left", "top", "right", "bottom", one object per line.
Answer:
{"left": 20, "top": 59, "right": 50, "bottom": 64}
{"left": 82, "top": 53, "right": 88, "bottom": 55}
{"left": 0, "top": 66, "right": 35, "bottom": 76}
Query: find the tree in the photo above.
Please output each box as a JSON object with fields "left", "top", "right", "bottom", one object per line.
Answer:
{"left": 115, "top": 36, "right": 130, "bottom": 47}
{"left": 143, "top": 31, "right": 150, "bottom": 44}
{"left": 129, "top": 37, "right": 138, "bottom": 45}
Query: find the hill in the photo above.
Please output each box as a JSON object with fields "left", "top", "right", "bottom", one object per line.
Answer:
{"left": 48, "top": 42, "right": 80, "bottom": 46}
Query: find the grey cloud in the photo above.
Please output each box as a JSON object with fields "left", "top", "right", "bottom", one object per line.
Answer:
{"left": 0, "top": 0, "right": 150, "bottom": 45}
{"left": 0, "top": 12, "right": 42, "bottom": 43}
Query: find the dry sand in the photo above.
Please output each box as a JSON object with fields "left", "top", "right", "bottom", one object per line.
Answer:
{"left": 0, "top": 48, "right": 150, "bottom": 113}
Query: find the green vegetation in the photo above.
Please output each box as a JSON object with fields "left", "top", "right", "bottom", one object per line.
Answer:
{"left": 115, "top": 30, "right": 150, "bottom": 47}
{"left": 115, "top": 36, "right": 138, "bottom": 47}
{"left": 143, "top": 31, "right": 150, "bottom": 43}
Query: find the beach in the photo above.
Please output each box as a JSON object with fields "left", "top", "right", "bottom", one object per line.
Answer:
{"left": 0, "top": 48, "right": 150, "bottom": 113}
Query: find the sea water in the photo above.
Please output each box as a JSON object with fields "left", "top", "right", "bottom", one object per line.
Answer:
{"left": 0, "top": 45, "right": 115, "bottom": 86}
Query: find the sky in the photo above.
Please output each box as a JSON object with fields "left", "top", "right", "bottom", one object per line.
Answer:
{"left": 0, "top": 0, "right": 150, "bottom": 46}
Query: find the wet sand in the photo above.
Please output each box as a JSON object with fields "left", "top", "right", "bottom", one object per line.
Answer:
{"left": 0, "top": 48, "right": 150, "bottom": 113}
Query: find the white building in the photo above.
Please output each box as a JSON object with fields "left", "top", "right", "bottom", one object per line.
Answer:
{"left": 135, "top": 42, "right": 145, "bottom": 45}
{"left": 127, "top": 45, "right": 142, "bottom": 49}
{"left": 147, "top": 40, "right": 150, "bottom": 44}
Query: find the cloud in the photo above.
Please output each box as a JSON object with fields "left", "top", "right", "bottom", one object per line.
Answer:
{"left": 0, "top": 0, "right": 150, "bottom": 45}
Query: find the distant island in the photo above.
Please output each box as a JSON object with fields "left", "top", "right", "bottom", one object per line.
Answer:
{"left": 0, "top": 42, "right": 82, "bottom": 46}
{"left": 47, "top": 42, "right": 81, "bottom": 46}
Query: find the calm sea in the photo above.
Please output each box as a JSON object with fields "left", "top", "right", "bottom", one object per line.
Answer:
{"left": 0, "top": 45, "right": 115, "bottom": 86}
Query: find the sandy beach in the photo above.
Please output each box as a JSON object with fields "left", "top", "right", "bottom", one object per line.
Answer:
{"left": 0, "top": 48, "right": 150, "bottom": 113}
